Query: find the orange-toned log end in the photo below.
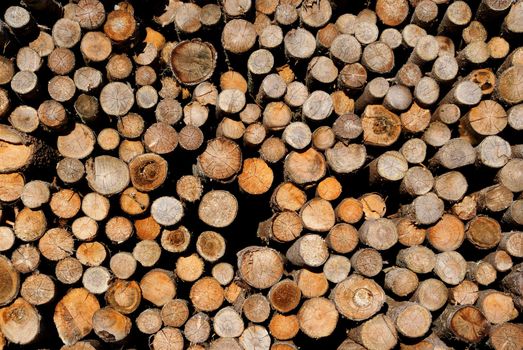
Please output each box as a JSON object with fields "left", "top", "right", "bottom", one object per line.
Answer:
{"left": 435, "top": 305, "right": 489, "bottom": 344}
{"left": 0, "top": 298, "right": 40, "bottom": 345}
{"left": 238, "top": 158, "right": 274, "bottom": 195}
{"left": 53, "top": 288, "right": 100, "bottom": 345}
{"left": 362, "top": 105, "right": 401, "bottom": 147}
{"left": 170, "top": 40, "right": 217, "bottom": 86}
{"left": 104, "top": 10, "right": 136, "bottom": 43}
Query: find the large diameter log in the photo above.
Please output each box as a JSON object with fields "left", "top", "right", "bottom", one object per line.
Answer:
{"left": 0, "top": 255, "right": 19, "bottom": 306}
{"left": 170, "top": 40, "right": 217, "bottom": 86}
{"left": 331, "top": 274, "right": 386, "bottom": 321}
{"left": 0, "top": 125, "right": 56, "bottom": 174}
{"left": 54, "top": 288, "right": 100, "bottom": 345}
{"left": 434, "top": 305, "right": 488, "bottom": 344}
{"left": 0, "top": 298, "right": 40, "bottom": 345}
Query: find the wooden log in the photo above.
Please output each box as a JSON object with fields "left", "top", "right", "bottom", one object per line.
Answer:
{"left": 238, "top": 246, "right": 284, "bottom": 289}
{"left": 489, "top": 323, "right": 523, "bottom": 350}
{"left": 331, "top": 274, "right": 385, "bottom": 321}
{"left": 396, "top": 245, "right": 436, "bottom": 274}
{"left": 140, "top": 269, "right": 176, "bottom": 307}
{"left": 54, "top": 257, "right": 82, "bottom": 286}
{"left": 136, "top": 308, "right": 162, "bottom": 335}
{"left": 286, "top": 234, "right": 328, "bottom": 267}
{"left": 395, "top": 218, "right": 426, "bottom": 246}
{"left": 358, "top": 218, "right": 398, "bottom": 250}
{"left": 297, "top": 297, "right": 338, "bottom": 339}
{"left": 361, "top": 42, "right": 394, "bottom": 74}
{"left": 498, "top": 231, "right": 523, "bottom": 258}
{"left": 170, "top": 40, "right": 217, "bottom": 86}
{"left": 384, "top": 267, "right": 418, "bottom": 297}
{"left": 411, "top": 278, "right": 448, "bottom": 312}
{"left": 354, "top": 77, "right": 389, "bottom": 112}
{"left": 4, "top": 6, "right": 38, "bottom": 42}
{"left": 467, "top": 261, "right": 497, "bottom": 287}
{"left": 434, "top": 251, "right": 467, "bottom": 285}
{"left": 326, "top": 223, "right": 359, "bottom": 254}
{"left": 387, "top": 300, "right": 432, "bottom": 338}
{"left": 347, "top": 314, "right": 398, "bottom": 350}
{"left": 54, "top": 288, "right": 100, "bottom": 345}
{"left": 497, "top": 159, "right": 523, "bottom": 193}
{"left": 109, "top": 253, "right": 136, "bottom": 280}
{"left": 11, "top": 244, "right": 40, "bottom": 274}
{"left": 496, "top": 65, "right": 523, "bottom": 106}
{"left": 361, "top": 105, "right": 401, "bottom": 147}
{"left": 434, "top": 305, "right": 488, "bottom": 344}
{"left": 427, "top": 214, "right": 464, "bottom": 252}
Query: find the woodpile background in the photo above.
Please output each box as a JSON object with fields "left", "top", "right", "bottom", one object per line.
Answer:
{"left": 0, "top": 0, "right": 522, "bottom": 349}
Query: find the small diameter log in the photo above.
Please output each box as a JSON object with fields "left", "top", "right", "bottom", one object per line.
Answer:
{"left": 109, "top": 253, "right": 136, "bottom": 280}
{"left": 0, "top": 298, "right": 40, "bottom": 345}
{"left": 54, "top": 288, "right": 100, "bottom": 345}
{"left": 197, "top": 137, "right": 242, "bottom": 181}
{"left": 159, "top": 227, "right": 190, "bottom": 255}
{"left": 184, "top": 312, "right": 210, "bottom": 344}
{"left": 400, "top": 166, "right": 433, "bottom": 196}
{"left": 397, "top": 245, "right": 436, "bottom": 274}
{"left": 198, "top": 190, "right": 237, "bottom": 228}
{"left": 85, "top": 156, "right": 130, "bottom": 196}
{"left": 369, "top": 151, "right": 408, "bottom": 183}
{"left": 331, "top": 274, "right": 386, "bottom": 321}
{"left": 161, "top": 299, "right": 189, "bottom": 328}
{"left": 434, "top": 251, "right": 467, "bottom": 286}
{"left": 476, "top": 136, "right": 512, "bottom": 169}
{"left": 222, "top": 19, "right": 257, "bottom": 55}
{"left": 243, "top": 294, "right": 270, "bottom": 324}
{"left": 465, "top": 215, "right": 502, "bottom": 250}
{"left": 238, "top": 158, "right": 274, "bottom": 195}
{"left": 427, "top": 214, "right": 465, "bottom": 252}
{"left": 430, "top": 138, "right": 476, "bottom": 170}
{"left": 498, "top": 232, "right": 523, "bottom": 258}
{"left": 496, "top": 65, "right": 523, "bottom": 106}
{"left": 4, "top": 6, "right": 39, "bottom": 42}
{"left": 190, "top": 277, "right": 224, "bottom": 312}
{"left": 286, "top": 234, "right": 329, "bottom": 267}
{"left": 136, "top": 308, "right": 162, "bottom": 335}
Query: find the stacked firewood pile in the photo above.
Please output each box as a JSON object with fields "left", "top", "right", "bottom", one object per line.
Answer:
{"left": 0, "top": 0, "right": 522, "bottom": 349}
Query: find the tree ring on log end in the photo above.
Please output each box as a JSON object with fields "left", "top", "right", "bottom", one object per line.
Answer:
{"left": 170, "top": 40, "right": 217, "bottom": 86}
